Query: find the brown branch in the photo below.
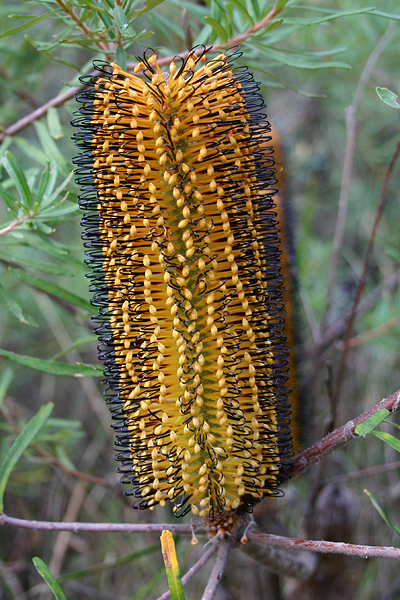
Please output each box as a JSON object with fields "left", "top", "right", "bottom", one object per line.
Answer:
{"left": 332, "top": 140, "right": 400, "bottom": 403}
{"left": 338, "top": 312, "right": 400, "bottom": 349}
{"left": 0, "top": 513, "right": 199, "bottom": 535}
{"left": 201, "top": 540, "right": 230, "bottom": 600}
{"left": 328, "top": 460, "right": 400, "bottom": 485}
{"left": 285, "top": 388, "right": 400, "bottom": 479}
{"left": 0, "top": 86, "right": 81, "bottom": 143}
{"left": 155, "top": 544, "right": 218, "bottom": 600}
{"left": 320, "top": 22, "right": 395, "bottom": 334}
{"left": 249, "top": 530, "right": 400, "bottom": 561}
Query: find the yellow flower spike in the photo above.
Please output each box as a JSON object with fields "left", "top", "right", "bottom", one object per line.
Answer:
{"left": 73, "top": 46, "right": 293, "bottom": 520}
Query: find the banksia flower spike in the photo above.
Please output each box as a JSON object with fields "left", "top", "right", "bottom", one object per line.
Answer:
{"left": 73, "top": 46, "right": 293, "bottom": 519}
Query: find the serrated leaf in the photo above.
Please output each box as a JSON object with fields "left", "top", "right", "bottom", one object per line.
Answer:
{"left": 204, "top": 16, "right": 227, "bottom": 44}
{"left": 47, "top": 108, "right": 64, "bottom": 140}
{"left": 33, "top": 558, "right": 67, "bottom": 600}
{"left": 2, "top": 151, "right": 33, "bottom": 210}
{"left": 9, "top": 267, "right": 92, "bottom": 312}
{"left": 371, "top": 430, "right": 400, "bottom": 453}
{"left": 364, "top": 489, "right": 400, "bottom": 535}
{"left": 0, "top": 402, "right": 53, "bottom": 512}
{"left": 0, "top": 349, "right": 102, "bottom": 377}
{"left": 376, "top": 87, "right": 400, "bottom": 109}
{"left": 0, "top": 11, "right": 58, "bottom": 39}
{"left": 354, "top": 408, "right": 390, "bottom": 437}
{"left": 113, "top": 6, "right": 136, "bottom": 38}
{"left": 0, "top": 280, "right": 38, "bottom": 327}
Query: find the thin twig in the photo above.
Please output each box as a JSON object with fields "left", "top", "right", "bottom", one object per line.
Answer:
{"left": 0, "top": 214, "right": 32, "bottom": 237}
{"left": 0, "top": 513, "right": 199, "bottom": 535}
{"left": 320, "top": 22, "right": 395, "bottom": 333}
{"left": 239, "top": 531, "right": 316, "bottom": 579}
{"left": 285, "top": 388, "right": 400, "bottom": 479}
{"left": 201, "top": 540, "right": 230, "bottom": 600}
{"left": 332, "top": 141, "right": 400, "bottom": 404}
{"left": 54, "top": 0, "right": 112, "bottom": 53}
{"left": 328, "top": 460, "right": 400, "bottom": 485}
{"left": 249, "top": 530, "right": 400, "bottom": 560}
{"left": 155, "top": 544, "right": 218, "bottom": 600}
{"left": 337, "top": 312, "right": 400, "bottom": 349}
{"left": 311, "top": 269, "right": 400, "bottom": 358}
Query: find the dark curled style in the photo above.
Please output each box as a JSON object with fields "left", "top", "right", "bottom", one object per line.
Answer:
{"left": 72, "top": 46, "right": 293, "bottom": 520}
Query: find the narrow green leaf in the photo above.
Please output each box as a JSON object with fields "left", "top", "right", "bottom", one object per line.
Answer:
{"left": 51, "top": 335, "right": 98, "bottom": 361}
{"left": 275, "top": 0, "right": 288, "bottom": 9}
{"left": 204, "top": 16, "right": 227, "bottom": 44}
{"left": 0, "top": 402, "right": 53, "bottom": 512}
{"left": 9, "top": 267, "right": 92, "bottom": 312}
{"left": 131, "top": 0, "right": 165, "bottom": 20}
{"left": 0, "top": 250, "right": 75, "bottom": 277}
{"left": 2, "top": 151, "right": 33, "bottom": 210}
{"left": 0, "top": 367, "right": 13, "bottom": 408}
{"left": 227, "top": 0, "right": 254, "bottom": 26}
{"left": 283, "top": 7, "right": 375, "bottom": 26}
{"left": 35, "top": 163, "right": 51, "bottom": 206}
{"left": 34, "top": 122, "right": 69, "bottom": 176}
{"left": 354, "top": 409, "right": 390, "bottom": 437}
{"left": 371, "top": 430, "right": 400, "bottom": 453}
{"left": 0, "top": 183, "right": 19, "bottom": 217}
{"left": 47, "top": 108, "right": 64, "bottom": 140}
{"left": 364, "top": 489, "right": 400, "bottom": 535}
{"left": 368, "top": 10, "right": 400, "bottom": 21}
{"left": 265, "top": 19, "right": 283, "bottom": 32}
{"left": 0, "top": 11, "right": 58, "bottom": 39}
{"left": 0, "top": 280, "right": 38, "bottom": 327}
{"left": 116, "top": 44, "right": 127, "bottom": 72}
{"left": 14, "top": 137, "right": 48, "bottom": 166}
{"left": 254, "top": 45, "right": 351, "bottom": 69}
{"left": 0, "top": 348, "right": 102, "bottom": 378}
{"left": 113, "top": 6, "right": 136, "bottom": 37}
{"left": 376, "top": 87, "right": 400, "bottom": 110}
{"left": 160, "top": 530, "right": 186, "bottom": 600}
{"left": 33, "top": 558, "right": 67, "bottom": 600}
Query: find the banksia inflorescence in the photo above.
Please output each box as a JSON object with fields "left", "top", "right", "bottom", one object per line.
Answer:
{"left": 73, "top": 46, "right": 293, "bottom": 519}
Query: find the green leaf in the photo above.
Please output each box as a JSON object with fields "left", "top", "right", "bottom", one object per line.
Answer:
{"left": 275, "top": 0, "right": 288, "bottom": 9}
{"left": 130, "top": 0, "right": 165, "bottom": 20}
{"left": 283, "top": 7, "right": 375, "bottom": 26}
{"left": 0, "top": 402, "right": 53, "bottom": 512}
{"left": 0, "top": 280, "right": 38, "bottom": 327}
{"left": 376, "top": 87, "right": 400, "bottom": 110}
{"left": 32, "top": 558, "right": 67, "bottom": 600}
{"left": 0, "top": 11, "right": 58, "bottom": 39}
{"left": 253, "top": 45, "right": 351, "bottom": 70}
{"left": 33, "top": 122, "right": 70, "bottom": 176}
{"left": 116, "top": 44, "right": 127, "bottom": 72}
{"left": 0, "top": 349, "right": 102, "bottom": 378}
{"left": 204, "top": 16, "right": 227, "bottom": 45}
{"left": 265, "top": 19, "right": 283, "bottom": 32}
{"left": 0, "top": 250, "right": 75, "bottom": 277}
{"left": 364, "top": 489, "right": 400, "bottom": 536}
{"left": 51, "top": 335, "right": 98, "bottom": 361}
{"left": 369, "top": 10, "right": 400, "bottom": 21}
{"left": 227, "top": 0, "right": 254, "bottom": 26}
{"left": 47, "top": 108, "right": 64, "bottom": 140}
{"left": 161, "top": 530, "right": 186, "bottom": 600}
{"left": 113, "top": 6, "right": 136, "bottom": 38}
{"left": 371, "top": 430, "right": 400, "bottom": 453}
{"left": 0, "top": 367, "right": 13, "bottom": 408}
{"left": 2, "top": 151, "right": 33, "bottom": 210}
{"left": 35, "top": 163, "right": 51, "bottom": 206}
{"left": 0, "top": 183, "right": 19, "bottom": 217}
{"left": 354, "top": 408, "right": 390, "bottom": 437}
{"left": 9, "top": 267, "right": 92, "bottom": 312}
